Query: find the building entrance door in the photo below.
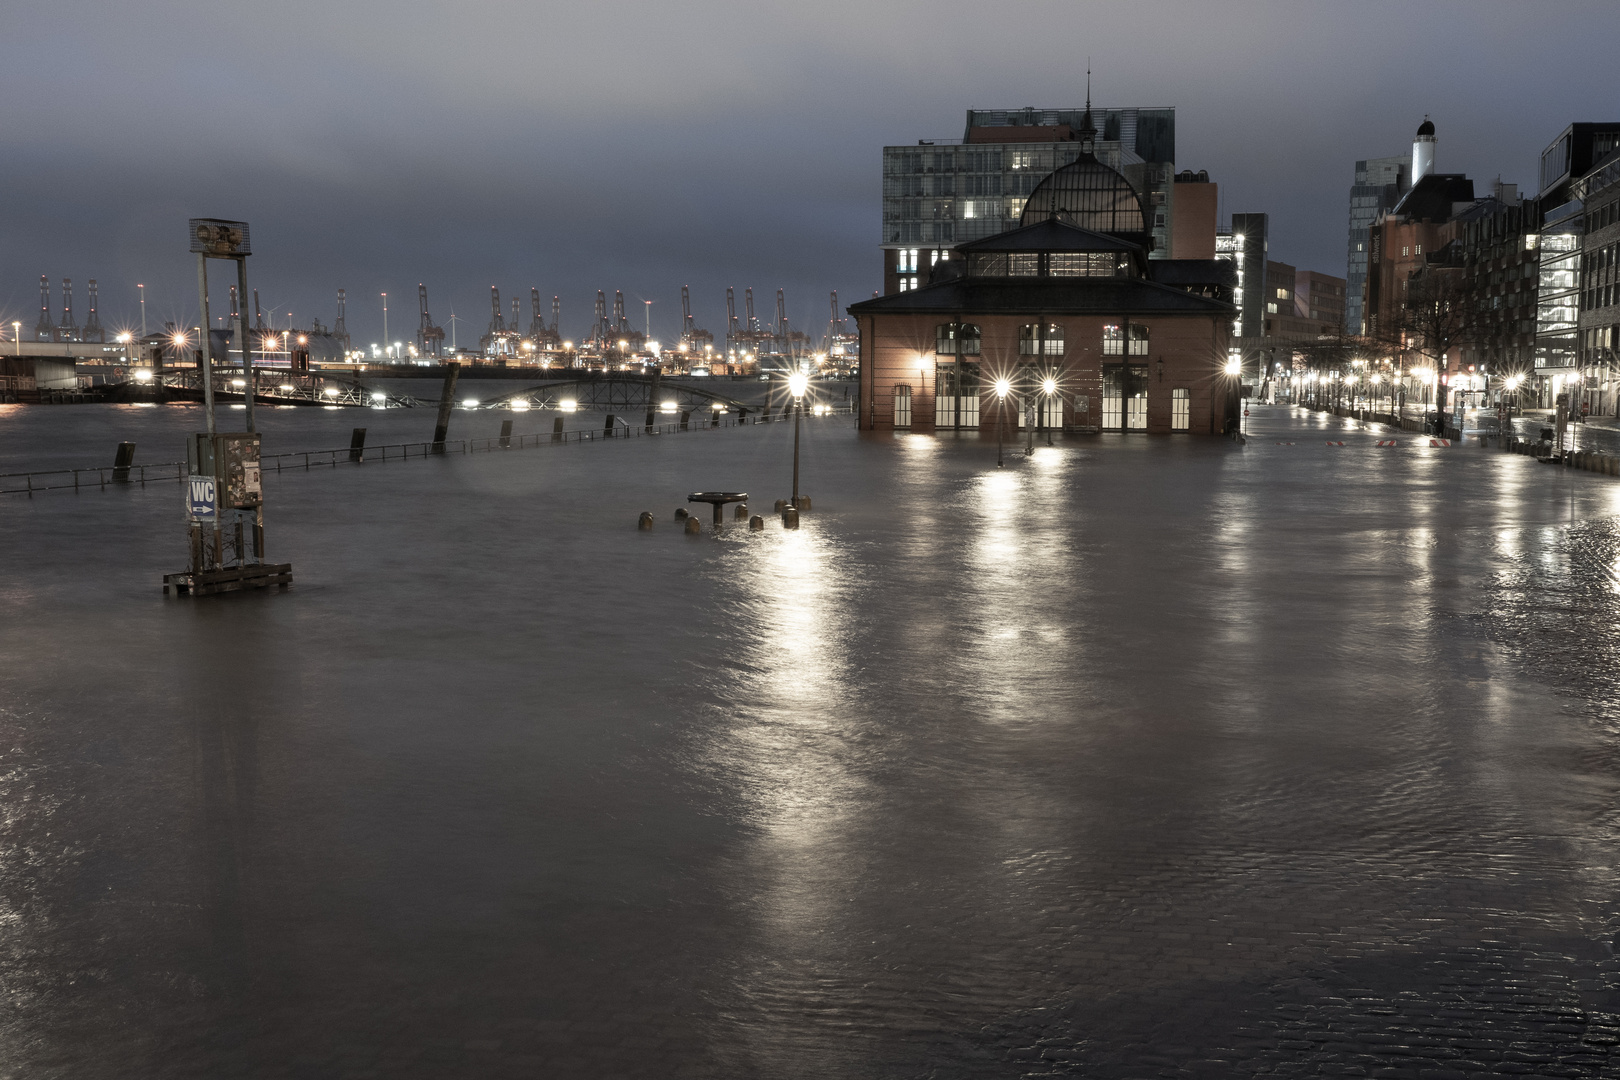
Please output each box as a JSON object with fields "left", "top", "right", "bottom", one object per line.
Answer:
{"left": 935, "top": 363, "right": 981, "bottom": 430}
{"left": 1171, "top": 387, "right": 1190, "bottom": 431}
{"left": 1103, "top": 365, "right": 1149, "bottom": 431}
{"left": 893, "top": 384, "right": 912, "bottom": 429}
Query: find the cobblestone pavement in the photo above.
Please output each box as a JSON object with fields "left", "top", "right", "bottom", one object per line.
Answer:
{"left": 4, "top": 404, "right": 1620, "bottom": 1078}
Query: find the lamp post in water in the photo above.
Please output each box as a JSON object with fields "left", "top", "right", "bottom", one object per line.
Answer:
{"left": 1041, "top": 375, "right": 1058, "bottom": 446}
{"left": 788, "top": 368, "right": 808, "bottom": 507}
{"left": 995, "top": 377, "right": 1011, "bottom": 467}
{"left": 1225, "top": 356, "right": 1243, "bottom": 437}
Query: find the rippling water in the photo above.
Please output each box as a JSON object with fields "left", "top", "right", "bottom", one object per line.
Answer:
{"left": 3, "top": 404, "right": 1620, "bottom": 1077}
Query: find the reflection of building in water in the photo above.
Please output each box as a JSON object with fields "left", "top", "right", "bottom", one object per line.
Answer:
{"left": 853, "top": 117, "right": 1237, "bottom": 437}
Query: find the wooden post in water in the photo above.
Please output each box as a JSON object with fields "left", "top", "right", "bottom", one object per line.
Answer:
{"left": 349, "top": 428, "right": 366, "bottom": 463}
{"left": 432, "top": 362, "right": 461, "bottom": 453}
{"left": 113, "top": 442, "right": 135, "bottom": 482}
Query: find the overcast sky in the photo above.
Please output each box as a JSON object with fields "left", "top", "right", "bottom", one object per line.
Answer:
{"left": 1, "top": 0, "right": 1615, "bottom": 346}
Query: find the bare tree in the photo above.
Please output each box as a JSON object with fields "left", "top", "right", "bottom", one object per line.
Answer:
{"left": 1388, "top": 267, "right": 1483, "bottom": 412}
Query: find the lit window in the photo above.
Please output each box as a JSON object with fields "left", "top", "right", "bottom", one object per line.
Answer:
{"left": 1402, "top": 246, "right": 1409, "bottom": 257}
{"left": 1049, "top": 253, "right": 1120, "bottom": 276}
{"left": 1008, "top": 254, "right": 1039, "bottom": 276}
{"left": 1127, "top": 324, "right": 1149, "bottom": 356}
{"left": 1276, "top": 288, "right": 1288, "bottom": 299}
{"left": 1103, "top": 324, "right": 1124, "bottom": 355}
{"left": 1019, "top": 324, "right": 1064, "bottom": 356}
{"left": 1267, "top": 302, "right": 1278, "bottom": 314}
{"left": 962, "top": 201, "right": 976, "bottom": 219}
{"left": 1415, "top": 244, "right": 1423, "bottom": 255}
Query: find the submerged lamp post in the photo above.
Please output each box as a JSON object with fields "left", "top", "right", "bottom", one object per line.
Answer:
{"left": 788, "top": 368, "right": 808, "bottom": 507}
{"left": 1041, "top": 375, "right": 1058, "bottom": 446}
{"left": 1225, "top": 356, "right": 1243, "bottom": 436}
{"left": 995, "top": 377, "right": 1011, "bottom": 467}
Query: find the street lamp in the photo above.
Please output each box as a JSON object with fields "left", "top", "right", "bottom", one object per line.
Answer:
{"left": 12, "top": 321, "right": 20, "bottom": 356}
{"left": 1041, "top": 375, "right": 1058, "bottom": 446}
{"left": 994, "top": 377, "right": 1011, "bottom": 466}
{"left": 1224, "top": 357, "right": 1242, "bottom": 436}
{"left": 788, "top": 369, "right": 808, "bottom": 507}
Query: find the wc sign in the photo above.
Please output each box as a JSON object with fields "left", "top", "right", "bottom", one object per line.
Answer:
{"left": 186, "top": 475, "right": 217, "bottom": 523}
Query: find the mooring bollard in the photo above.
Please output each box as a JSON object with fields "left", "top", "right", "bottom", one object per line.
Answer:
{"left": 749, "top": 515, "right": 765, "bottom": 531}
{"left": 734, "top": 503, "right": 749, "bottom": 520}
{"left": 637, "top": 511, "right": 654, "bottom": 530}
{"left": 795, "top": 495, "right": 811, "bottom": 512}
{"left": 674, "top": 507, "right": 689, "bottom": 521}
{"left": 774, "top": 499, "right": 787, "bottom": 513}
{"left": 683, "top": 515, "right": 702, "bottom": 535}
{"left": 552, "top": 417, "right": 564, "bottom": 443}
{"left": 112, "top": 441, "right": 135, "bottom": 482}
{"left": 781, "top": 506, "right": 799, "bottom": 529}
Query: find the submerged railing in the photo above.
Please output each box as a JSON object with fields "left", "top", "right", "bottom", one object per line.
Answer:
{"left": 0, "top": 404, "right": 853, "bottom": 497}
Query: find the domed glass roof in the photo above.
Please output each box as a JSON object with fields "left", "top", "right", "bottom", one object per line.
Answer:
{"left": 1417, "top": 117, "right": 1435, "bottom": 137}
{"left": 1020, "top": 155, "right": 1147, "bottom": 238}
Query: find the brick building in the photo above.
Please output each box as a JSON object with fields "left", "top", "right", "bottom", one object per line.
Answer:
{"left": 851, "top": 142, "right": 1236, "bottom": 437}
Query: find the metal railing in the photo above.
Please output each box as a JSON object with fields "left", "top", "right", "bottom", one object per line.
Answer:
{"left": 1, "top": 403, "right": 852, "bottom": 496}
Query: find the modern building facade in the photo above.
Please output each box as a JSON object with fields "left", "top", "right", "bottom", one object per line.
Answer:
{"left": 1575, "top": 151, "right": 1620, "bottom": 409}
{"left": 1295, "top": 270, "right": 1347, "bottom": 332}
{"left": 880, "top": 106, "right": 1177, "bottom": 295}
{"left": 854, "top": 141, "right": 1236, "bottom": 437}
{"left": 1346, "top": 155, "right": 1409, "bottom": 335}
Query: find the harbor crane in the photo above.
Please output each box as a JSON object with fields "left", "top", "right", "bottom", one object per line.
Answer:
{"left": 253, "top": 290, "right": 266, "bottom": 331}
{"left": 679, "top": 285, "right": 713, "bottom": 352}
{"left": 59, "top": 279, "right": 78, "bottom": 342}
{"left": 417, "top": 284, "right": 445, "bottom": 356}
{"left": 334, "top": 289, "right": 350, "bottom": 353}
{"left": 83, "top": 279, "right": 103, "bottom": 343}
{"left": 35, "top": 276, "right": 53, "bottom": 341}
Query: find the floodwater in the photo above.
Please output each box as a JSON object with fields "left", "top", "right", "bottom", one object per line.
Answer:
{"left": 3, "top": 403, "right": 1620, "bottom": 1078}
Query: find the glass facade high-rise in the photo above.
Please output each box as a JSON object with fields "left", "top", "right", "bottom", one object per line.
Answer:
{"left": 881, "top": 107, "right": 1175, "bottom": 293}
{"left": 1345, "top": 156, "right": 1408, "bottom": 336}
{"left": 1536, "top": 201, "right": 1582, "bottom": 373}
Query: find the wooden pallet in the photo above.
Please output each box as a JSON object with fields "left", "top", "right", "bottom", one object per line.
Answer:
{"left": 163, "top": 563, "right": 293, "bottom": 596}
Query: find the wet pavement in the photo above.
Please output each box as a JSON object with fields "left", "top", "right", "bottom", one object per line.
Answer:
{"left": 3, "top": 402, "right": 1620, "bottom": 1078}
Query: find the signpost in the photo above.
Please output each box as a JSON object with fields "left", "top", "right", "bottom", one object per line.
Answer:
{"left": 164, "top": 218, "right": 292, "bottom": 596}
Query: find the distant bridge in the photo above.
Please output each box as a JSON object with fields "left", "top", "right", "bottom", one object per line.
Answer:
{"left": 99, "top": 369, "right": 424, "bottom": 409}
{"left": 474, "top": 374, "right": 756, "bottom": 413}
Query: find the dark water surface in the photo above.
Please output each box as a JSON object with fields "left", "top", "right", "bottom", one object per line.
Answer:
{"left": 3, "top": 404, "right": 1620, "bottom": 1078}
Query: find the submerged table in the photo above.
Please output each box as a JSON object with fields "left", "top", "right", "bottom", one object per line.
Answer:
{"left": 687, "top": 491, "right": 749, "bottom": 525}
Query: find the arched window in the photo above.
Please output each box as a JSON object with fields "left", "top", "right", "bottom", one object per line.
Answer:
{"left": 935, "top": 323, "right": 981, "bottom": 356}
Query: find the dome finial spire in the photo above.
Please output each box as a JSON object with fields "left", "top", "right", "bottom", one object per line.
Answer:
{"left": 1080, "top": 60, "right": 1096, "bottom": 154}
